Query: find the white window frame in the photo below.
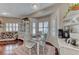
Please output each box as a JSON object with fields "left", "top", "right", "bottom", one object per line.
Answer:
{"left": 5, "top": 23, "right": 19, "bottom": 32}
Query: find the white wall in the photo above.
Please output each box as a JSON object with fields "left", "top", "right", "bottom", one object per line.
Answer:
{"left": 27, "top": 4, "right": 71, "bottom": 52}
{"left": 47, "top": 10, "right": 59, "bottom": 49}
{"left": 59, "top": 3, "right": 70, "bottom": 29}
{"left": 46, "top": 4, "right": 71, "bottom": 52}
{"left": 29, "top": 3, "right": 70, "bottom": 28}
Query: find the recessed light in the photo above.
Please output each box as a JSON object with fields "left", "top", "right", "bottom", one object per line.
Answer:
{"left": 32, "top": 4, "right": 39, "bottom": 10}
{"left": 1, "top": 12, "right": 8, "bottom": 15}
{"left": 33, "top": 4, "right": 37, "bottom": 8}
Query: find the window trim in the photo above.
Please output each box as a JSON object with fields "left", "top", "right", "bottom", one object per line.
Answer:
{"left": 5, "top": 23, "right": 19, "bottom": 32}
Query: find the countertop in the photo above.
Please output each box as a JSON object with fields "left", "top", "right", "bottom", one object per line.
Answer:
{"left": 58, "top": 38, "right": 79, "bottom": 51}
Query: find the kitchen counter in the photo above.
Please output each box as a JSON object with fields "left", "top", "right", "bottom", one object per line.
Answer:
{"left": 58, "top": 38, "right": 79, "bottom": 55}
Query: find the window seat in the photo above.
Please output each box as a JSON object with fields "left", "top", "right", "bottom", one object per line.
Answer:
{"left": 0, "top": 38, "right": 15, "bottom": 41}
{"left": 0, "top": 32, "right": 18, "bottom": 43}
{"left": 0, "top": 32, "right": 18, "bottom": 39}
{"left": 0, "top": 39, "right": 16, "bottom": 44}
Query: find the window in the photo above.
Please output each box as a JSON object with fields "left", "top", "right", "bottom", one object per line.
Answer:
{"left": 5, "top": 23, "right": 18, "bottom": 32}
{"left": 52, "top": 19, "right": 56, "bottom": 36}
{"left": 39, "top": 22, "right": 43, "bottom": 32}
{"left": 39, "top": 21, "right": 48, "bottom": 34}
{"left": 32, "top": 21, "right": 49, "bottom": 37}
{"left": 32, "top": 22, "right": 36, "bottom": 35}
{"left": 44, "top": 21, "right": 48, "bottom": 33}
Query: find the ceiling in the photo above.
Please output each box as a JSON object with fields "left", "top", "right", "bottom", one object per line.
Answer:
{"left": 0, "top": 3, "right": 54, "bottom": 18}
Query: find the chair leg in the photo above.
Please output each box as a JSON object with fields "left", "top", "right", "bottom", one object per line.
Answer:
{"left": 37, "top": 42, "right": 40, "bottom": 55}
{"left": 43, "top": 47, "right": 45, "bottom": 55}
{"left": 29, "top": 48, "right": 31, "bottom": 55}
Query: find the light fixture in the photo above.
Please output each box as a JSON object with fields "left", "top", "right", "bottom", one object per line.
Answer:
{"left": 33, "top": 4, "right": 37, "bottom": 8}
{"left": 1, "top": 12, "right": 8, "bottom": 15}
{"left": 32, "top": 3, "right": 39, "bottom": 10}
{"left": 1, "top": 12, "right": 12, "bottom": 17}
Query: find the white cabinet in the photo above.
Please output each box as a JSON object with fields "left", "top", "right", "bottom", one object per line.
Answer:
{"left": 60, "top": 47, "right": 79, "bottom": 55}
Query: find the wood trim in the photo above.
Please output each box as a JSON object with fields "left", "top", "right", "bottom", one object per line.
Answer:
{"left": 0, "top": 39, "right": 23, "bottom": 45}
{"left": 46, "top": 41, "right": 59, "bottom": 55}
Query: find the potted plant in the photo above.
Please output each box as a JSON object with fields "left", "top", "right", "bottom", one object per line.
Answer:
{"left": 63, "top": 3, "right": 79, "bottom": 18}
{"left": 70, "top": 3, "right": 79, "bottom": 10}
